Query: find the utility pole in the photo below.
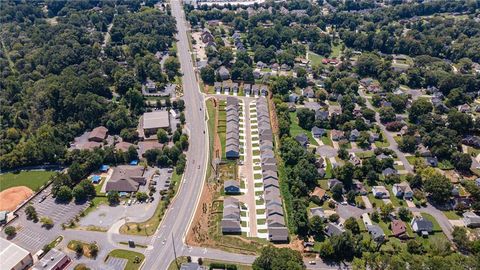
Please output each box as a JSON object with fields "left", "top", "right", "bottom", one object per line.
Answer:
{"left": 172, "top": 233, "right": 179, "bottom": 269}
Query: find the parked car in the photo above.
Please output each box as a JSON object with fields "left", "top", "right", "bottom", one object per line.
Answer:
{"left": 38, "top": 195, "right": 47, "bottom": 203}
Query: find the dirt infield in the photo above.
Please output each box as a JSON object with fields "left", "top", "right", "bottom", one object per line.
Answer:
{"left": 0, "top": 186, "right": 33, "bottom": 211}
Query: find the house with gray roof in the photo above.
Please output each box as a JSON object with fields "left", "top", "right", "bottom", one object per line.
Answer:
{"left": 325, "top": 222, "right": 345, "bottom": 237}
{"left": 411, "top": 217, "right": 433, "bottom": 236}
{"left": 217, "top": 66, "right": 230, "bottom": 81}
{"left": 312, "top": 126, "right": 326, "bottom": 138}
{"left": 463, "top": 211, "right": 480, "bottom": 228}
{"left": 221, "top": 197, "right": 241, "bottom": 234}
{"left": 105, "top": 166, "right": 146, "bottom": 193}
{"left": 367, "top": 225, "right": 385, "bottom": 242}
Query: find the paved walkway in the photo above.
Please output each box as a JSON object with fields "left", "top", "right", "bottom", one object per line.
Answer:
{"left": 237, "top": 99, "right": 257, "bottom": 237}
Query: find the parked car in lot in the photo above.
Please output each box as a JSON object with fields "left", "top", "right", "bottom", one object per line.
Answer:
{"left": 127, "top": 199, "right": 132, "bottom": 206}
{"left": 38, "top": 195, "right": 47, "bottom": 203}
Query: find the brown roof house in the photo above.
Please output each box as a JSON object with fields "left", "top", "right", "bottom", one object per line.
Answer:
{"left": 105, "top": 166, "right": 146, "bottom": 193}
{"left": 88, "top": 126, "right": 108, "bottom": 142}
{"left": 391, "top": 220, "right": 408, "bottom": 239}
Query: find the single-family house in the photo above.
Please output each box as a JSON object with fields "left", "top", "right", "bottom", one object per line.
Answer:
{"left": 392, "top": 182, "right": 413, "bottom": 199}
{"left": 302, "top": 87, "right": 315, "bottom": 98}
{"left": 382, "top": 168, "right": 398, "bottom": 177}
{"left": 310, "top": 187, "right": 327, "bottom": 201}
{"left": 325, "top": 222, "right": 345, "bottom": 237}
{"left": 289, "top": 93, "right": 299, "bottom": 103}
{"left": 310, "top": 207, "right": 325, "bottom": 218}
{"left": 315, "top": 110, "right": 329, "bottom": 121}
{"left": 367, "top": 225, "right": 385, "bottom": 242}
{"left": 349, "top": 129, "right": 360, "bottom": 141}
{"left": 463, "top": 211, "right": 480, "bottom": 228}
{"left": 295, "top": 133, "right": 309, "bottom": 148}
{"left": 328, "top": 179, "right": 343, "bottom": 190}
{"left": 411, "top": 217, "right": 433, "bottom": 236}
{"left": 217, "top": 66, "right": 230, "bottom": 81}
{"left": 391, "top": 220, "right": 408, "bottom": 239}
{"left": 312, "top": 127, "right": 326, "bottom": 138}
{"left": 331, "top": 130, "right": 345, "bottom": 141}
{"left": 372, "top": 186, "right": 389, "bottom": 199}
{"left": 88, "top": 126, "right": 108, "bottom": 142}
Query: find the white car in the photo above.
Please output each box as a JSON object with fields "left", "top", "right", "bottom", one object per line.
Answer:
{"left": 308, "top": 261, "right": 316, "bottom": 265}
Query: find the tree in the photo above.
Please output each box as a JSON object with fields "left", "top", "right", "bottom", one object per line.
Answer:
{"left": 452, "top": 226, "right": 470, "bottom": 253}
{"left": 4, "top": 226, "right": 16, "bottom": 237}
{"left": 157, "top": 129, "right": 169, "bottom": 143}
{"left": 380, "top": 203, "right": 394, "bottom": 221}
{"left": 253, "top": 246, "right": 305, "bottom": 270}
{"left": 409, "top": 99, "right": 433, "bottom": 123}
{"left": 329, "top": 213, "right": 340, "bottom": 223}
{"left": 72, "top": 185, "right": 87, "bottom": 202}
{"left": 318, "top": 240, "right": 334, "bottom": 259}
{"left": 164, "top": 57, "right": 180, "bottom": 80}
{"left": 296, "top": 108, "right": 315, "bottom": 130}
{"left": 74, "top": 242, "right": 83, "bottom": 256}
{"left": 344, "top": 217, "right": 360, "bottom": 234}
{"left": 136, "top": 192, "right": 149, "bottom": 202}
{"left": 379, "top": 107, "right": 396, "bottom": 123}
{"left": 398, "top": 207, "right": 411, "bottom": 221}
{"left": 423, "top": 173, "right": 453, "bottom": 204}
{"left": 407, "top": 239, "right": 424, "bottom": 254}
{"left": 331, "top": 184, "right": 343, "bottom": 201}
{"left": 346, "top": 190, "right": 356, "bottom": 204}
{"left": 56, "top": 186, "right": 73, "bottom": 202}
{"left": 40, "top": 216, "right": 54, "bottom": 229}
{"left": 356, "top": 53, "right": 383, "bottom": 77}
{"left": 448, "top": 110, "right": 473, "bottom": 133}
{"left": 338, "top": 148, "right": 349, "bottom": 160}
{"left": 25, "top": 205, "right": 38, "bottom": 221}
{"left": 309, "top": 215, "right": 324, "bottom": 239}
{"left": 89, "top": 243, "right": 99, "bottom": 258}
{"left": 107, "top": 191, "right": 120, "bottom": 205}
{"left": 200, "top": 65, "right": 215, "bottom": 84}
{"left": 68, "top": 161, "right": 84, "bottom": 183}
{"left": 451, "top": 152, "right": 472, "bottom": 172}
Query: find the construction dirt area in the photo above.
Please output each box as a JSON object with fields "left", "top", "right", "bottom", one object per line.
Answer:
{"left": 0, "top": 186, "right": 33, "bottom": 211}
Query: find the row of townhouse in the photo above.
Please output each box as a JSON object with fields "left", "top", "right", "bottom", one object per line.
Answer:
{"left": 256, "top": 97, "right": 289, "bottom": 242}
{"left": 225, "top": 97, "right": 240, "bottom": 159}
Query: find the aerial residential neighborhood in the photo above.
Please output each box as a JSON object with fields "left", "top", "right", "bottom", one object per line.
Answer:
{"left": 1, "top": 0, "right": 480, "bottom": 269}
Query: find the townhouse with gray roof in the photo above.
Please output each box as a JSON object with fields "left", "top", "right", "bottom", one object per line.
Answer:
{"left": 221, "top": 196, "right": 242, "bottom": 234}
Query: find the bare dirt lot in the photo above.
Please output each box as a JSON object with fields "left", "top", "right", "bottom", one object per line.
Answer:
{"left": 0, "top": 186, "right": 33, "bottom": 211}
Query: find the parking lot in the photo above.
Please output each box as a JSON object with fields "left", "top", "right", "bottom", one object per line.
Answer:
{"left": 3, "top": 186, "right": 89, "bottom": 253}
{"left": 106, "top": 256, "right": 127, "bottom": 270}
{"left": 79, "top": 168, "right": 173, "bottom": 228}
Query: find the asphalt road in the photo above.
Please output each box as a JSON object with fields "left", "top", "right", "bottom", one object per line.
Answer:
{"left": 358, "top": 87, "right": 414, "bottom": 173}
{"left": 141, "top": 0, "right": 209, "bottom": 268}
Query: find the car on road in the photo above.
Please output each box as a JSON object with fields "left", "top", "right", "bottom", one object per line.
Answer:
{"left": 127, "top": 199, "right": 132, "bottom": 206}
{"left": 308, "top": 261, "right": 316, "bottom": 265}
{"left": 341, "top": 201, "right": 348, "bottom": 205}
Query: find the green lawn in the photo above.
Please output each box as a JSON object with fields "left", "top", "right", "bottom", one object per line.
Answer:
{"left": 0, "top": 170, "right": 56, "bottom": 192}
{"left": 218, "top": 101, "right": 227, "bottom": 159}
{"left": 168, "top": 257, "right": 252, "bottom": 270}
{"left": 324, "top": 159, "right": 333, "bottom": 179}
{"left": 356, "top": 151, "right": 374, "bottom": 159}
{"left": 442, "top": 210, "right": 461, "bottom": 220}
{"left": 307, "top": 51, "right": 324, "bottom": 66}
{"left": 321, "top": 131, "right": 334, "bottom": 147}
{"left": 289, "top": 112, "right": 318, "bottom": 146}
{"left": 438, "top": 160, "right": 454, "bottom": 170}
{"left": 108, "top": 249, "right": 144, "bottom": 270}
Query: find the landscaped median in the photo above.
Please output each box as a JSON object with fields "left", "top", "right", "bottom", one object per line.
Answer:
{"left": 119, "top": 171, "right": 182, "bottom": 236}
